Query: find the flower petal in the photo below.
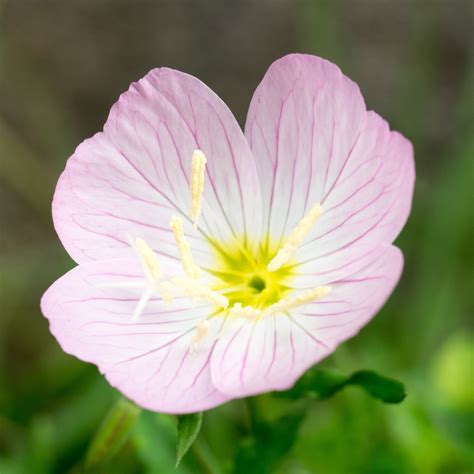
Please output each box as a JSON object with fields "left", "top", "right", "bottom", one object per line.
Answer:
{"left": 295, "top": 245, "right": 403, "bottom": 350}
{"left": 245, "top": 54, "right": 414, "bottom": 278}
{"left": 210, "top": 245, "right": 402, "bottom": 397}
{"left": 297, "top": 112, "right": 414, "bottom": 272}
{"left": 55, "top": 68, "right": 262, "bottom": 265}
{"left": 41, "top": 258, "right": 229, "bottom": 414}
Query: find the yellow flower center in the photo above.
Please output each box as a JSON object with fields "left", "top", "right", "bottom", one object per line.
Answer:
{"left": 208, "top": 238, "right": 294, "bottom": 310}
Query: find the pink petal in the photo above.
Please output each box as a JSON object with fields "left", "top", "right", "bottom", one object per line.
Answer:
{"left": 41, "top": 258, "right": 229, "bottom": 414}
{"left": 210, "top": 245, "right": 403, "bottom": 397}
{"left": 55, "top": 68, "right": 262, "bottom": 265}
{"left": 290, "top": 241, "right": 389, "bottom": 289}
{"left": 245, "top": 54, "right": 414, "bottom": 280}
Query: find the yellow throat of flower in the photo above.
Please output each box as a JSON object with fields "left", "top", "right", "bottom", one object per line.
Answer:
{"left": 208, "top": 238, "right": 294, "bottom": 311}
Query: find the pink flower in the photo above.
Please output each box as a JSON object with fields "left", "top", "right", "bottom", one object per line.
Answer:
{"left": 41, "top": 54, "right": 414, "bottom": 414}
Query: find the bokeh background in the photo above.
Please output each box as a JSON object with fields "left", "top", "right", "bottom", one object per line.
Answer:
{"left": 1, "top": 0, "right": 473, "bottom": 473}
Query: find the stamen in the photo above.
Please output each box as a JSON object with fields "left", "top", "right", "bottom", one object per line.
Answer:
{"left": 267, "top": 203, "right": 323, "bottom": 272}
{"left": 264, "top": 285, "right": 331, "bottom": 315}
{"left": 170, "top": 216, "right": 201, "bottom": 279}
{"left": 131, "top": 239, "right": 164, "bottom": 320}
{"left": 171, "top": 275, "right": 229, "bottom": 309}
{"left": 135, "top": 238, "right": 162, "bottom": 281}
{"left": 96, "top": 238, "right": 163, "bottom": 321}
{"left": 189, "top": 149, "right": 207, "bottom": 227}
{"left": 190, "top": 320, "right": 210, "bottom": 354}
{"left": 131, "top": 286, "right": 154, "bottom": 321}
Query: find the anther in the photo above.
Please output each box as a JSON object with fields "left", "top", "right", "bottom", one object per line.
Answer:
{"left": 135, "top": 237, "right": 162, "bottom": 281}
{"left": 131, "top": 238, "right": 165, "bottom": 320}
{"left": 190, "top": 149, "right": 207, "bottom": 227}
{"left": 170, "top": 216, "right": 201, "bottom": 279}
{"left": 264, "top": 285, "right": 331, "bottom": 315}
{"left": 267, "top": 203, "right": 323, "bottom": 272}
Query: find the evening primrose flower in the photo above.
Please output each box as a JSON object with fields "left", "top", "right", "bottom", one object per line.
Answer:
{"left": 41, "top": 54, "right": 414, "bottom": 414}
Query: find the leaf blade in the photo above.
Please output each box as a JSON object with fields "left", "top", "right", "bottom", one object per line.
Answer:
{"left": 176, "top": 412, "right": 203, "bottom": 468}
{"left": 233, "top": 408, "right": 305, "bottom": 474}
{"left": 85, "top": 397, "right": 140, "bottom": 469}
{"left": 276, "top": 368, "right": 406, "bottom": 404}
{"left": 347, "top": 370, "right": 406, "bottom": 404}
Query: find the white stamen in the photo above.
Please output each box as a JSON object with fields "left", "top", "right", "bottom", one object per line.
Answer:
{"left": 190, "top": 320, "right": 211, "bottom": 354}
{"left": 171, "top": 275, "right": 229, "bottom": 309}
{"left": 129, "top": 238, "right": 164, "bottom": 321}
{"left": 96, "top": 238, "right": 163, "bottom": 321}
{"left": 131, "top": 286, "right": 154, "bottom": 321}
{"left": 190, "top": 149, "right": 207, "bottom": 227}
{"left": 135, "top": 237, "right": 162, "bottom": 281}
{"left": 267, "top": 203, "right": 323, "bottom": 272}
{"left": 264, "top": 286, "right": 331, "bottom": 315}
{"left": 170, "top": 216, "right": 201, "bottom": 279}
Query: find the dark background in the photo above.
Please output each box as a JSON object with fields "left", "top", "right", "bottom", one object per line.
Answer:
{"left": 1, "top": 1, "right": 473, "bottom": 472}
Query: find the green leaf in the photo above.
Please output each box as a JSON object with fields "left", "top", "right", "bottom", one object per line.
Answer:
{"left": 85, "top": 397, "right": 140, "bottom": 469}
{"left": 132, "top": 411, "right": 180, "bottom": 474}
{"left": 277, "top": 368, "right": 406, "bottom": 404}
{"left": 175, "top": 412, "right": 203, "bottom": 468}
{"left": 276, "top": 368, "right": 347, "bottom": 400}
{"left": 233, "top": 407, "right": 305, "bottom": 474}
{"left": 347, "top": 370, "right": 406, "bottom": 403}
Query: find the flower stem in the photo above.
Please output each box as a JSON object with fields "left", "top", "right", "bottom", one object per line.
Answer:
{"left": 244, "top": 397, "right": 261, "bottom": 434}
{"left": 190, "top": 437, "right": 220, "bottom": 474}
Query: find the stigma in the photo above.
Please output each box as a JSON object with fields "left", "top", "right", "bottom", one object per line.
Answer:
{"left": 267, "top": 203, "right": 323, "bottom": 272}
{"left": 230, "top": 303, "right": 262, "bottom": 319}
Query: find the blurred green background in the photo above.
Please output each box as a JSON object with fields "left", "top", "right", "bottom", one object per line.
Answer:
{"left": 0, "top": 0, "right": 473, "bottom": 473}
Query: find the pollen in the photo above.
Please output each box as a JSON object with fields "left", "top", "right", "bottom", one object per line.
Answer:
{"left": 170, "top": 215, "right": 201, "bottom": 279}
{"left": 189, "top": 149, "right": 207, "bottom": 227}
{"left": 267, "top": 203, "right": 323, "bottom": 272}
{"left": 135, "top": 237, "right": 162, "bottom": 281}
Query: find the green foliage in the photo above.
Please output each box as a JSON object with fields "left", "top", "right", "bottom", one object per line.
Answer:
{"left": 430, "top": 332, "right": 474, "bottom": 410}
{"left": 278, "top": 368, "right": 406, "bottom": 404}
{"left": 348, "top": 371, "right": 406, "bottom": 404}
{"left": 85, "top": 398, "right": 140, "bottom": 470}
{"left": 175, "top": 412, "right": 203, "bottom": 467}
{"left": 233, "top": 406, "right": 305, "bottom": 474}
{"left": 132, "top": 411, "right": 181, "bottom": 474}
